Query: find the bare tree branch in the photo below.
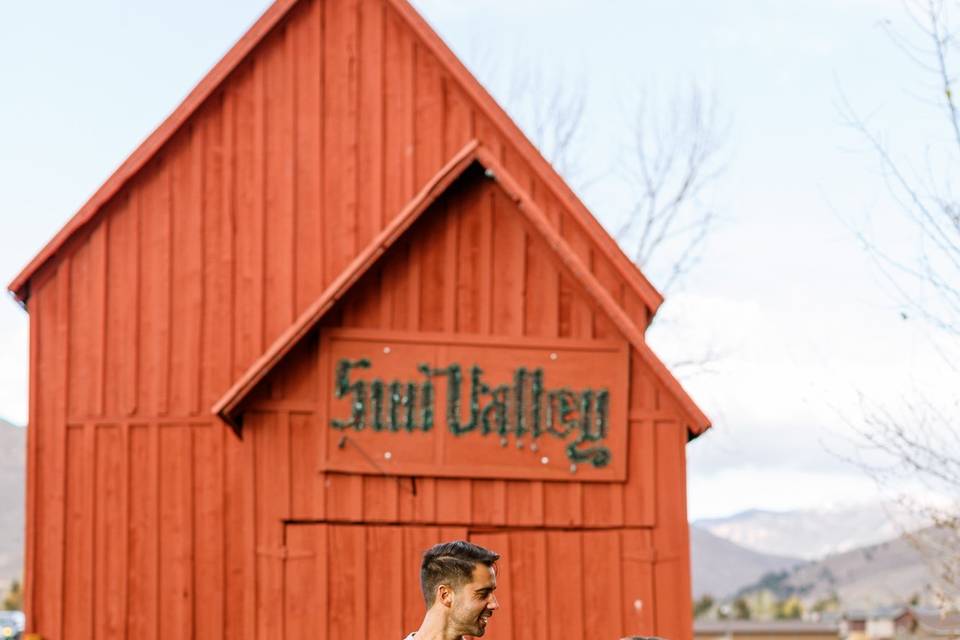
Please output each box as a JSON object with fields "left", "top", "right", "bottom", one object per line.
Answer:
{"left": 844, "top": 0, "right": 960, "bottom": 612}
{"left": 617, "top": 84, "right": 728, "bottom": 294}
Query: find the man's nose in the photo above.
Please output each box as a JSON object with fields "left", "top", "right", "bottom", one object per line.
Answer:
{"left": 488, "top": 594, "right": 500, "bottom": 610}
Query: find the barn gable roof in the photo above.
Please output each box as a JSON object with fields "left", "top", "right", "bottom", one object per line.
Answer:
{"left": 212, "top": 140, "right": 711, "bottom": 437}
{"left": 7, "top": 0, "right": 663, "bottom": 317}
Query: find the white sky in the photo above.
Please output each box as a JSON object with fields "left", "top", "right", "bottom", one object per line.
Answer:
{"left": 1, "top": 0, "right": 955, "bottom": 520}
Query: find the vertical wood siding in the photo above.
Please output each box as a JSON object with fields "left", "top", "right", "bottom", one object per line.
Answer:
{"left": 23, "top": 0, "right": 692, "bottom": 638}
{"left": 280, "top": 525, "right": 658, "bottom": 639}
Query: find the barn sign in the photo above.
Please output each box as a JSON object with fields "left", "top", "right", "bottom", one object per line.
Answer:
{"left": 321, "top": 329, "right": 630, "bottom": 481}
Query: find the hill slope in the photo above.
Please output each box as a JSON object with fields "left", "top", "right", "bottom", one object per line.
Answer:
{"left": 736, "top": 528, "right": 949, "bottom": 609}
{"left": 691, "top": 525, "right": 802, "bottom": 599}
{"left": 0, "top": 419, "right": 24, "bottom": 587}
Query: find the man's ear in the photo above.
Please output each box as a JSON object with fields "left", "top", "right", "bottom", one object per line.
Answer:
{"left": 436, "top": 583, "right": 455, "bottom": 608}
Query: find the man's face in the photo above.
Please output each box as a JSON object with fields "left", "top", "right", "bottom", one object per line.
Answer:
{"left": 449, "top": 563, "right": 498, "bottom": 637}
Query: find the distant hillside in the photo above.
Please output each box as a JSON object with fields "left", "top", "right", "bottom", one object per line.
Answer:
{"left": 696, "top": 504, "right": 910, "bottom": 560}
{"left": 736, "top": 527, "right": 950, "bottom": 609}
{"left": 0, "top": 419, "right": 24, "bottom": 587}
{"left": 691, "top": 525, "right": 802, "bottom": 599}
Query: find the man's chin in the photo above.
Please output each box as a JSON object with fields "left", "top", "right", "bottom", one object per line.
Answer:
{"left": 474, "top": 617, "right": 492, "bottom": 636}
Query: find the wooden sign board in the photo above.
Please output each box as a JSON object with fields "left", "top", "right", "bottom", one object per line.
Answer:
{"left": 318, "top": 328, "right": 629, "bottom": 482}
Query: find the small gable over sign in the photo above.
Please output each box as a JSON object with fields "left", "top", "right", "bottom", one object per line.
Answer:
{"left": 215, "top": 142, "right": 707, "bottom": 482}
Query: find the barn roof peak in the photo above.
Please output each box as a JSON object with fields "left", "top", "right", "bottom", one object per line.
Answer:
{"left": 212, "top": 140, "right": 710, "bottom": 437}
{"left": 8, "top": 0, "right": 663, "bottom": 316}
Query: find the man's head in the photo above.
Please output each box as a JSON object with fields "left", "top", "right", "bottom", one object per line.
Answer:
{"left": 420, "top": 540, "right": 501, "bottom": 637}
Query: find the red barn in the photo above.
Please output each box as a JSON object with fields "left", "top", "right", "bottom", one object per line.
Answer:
{"left": 10, "top": 1, "right": 710, "bottom": 638}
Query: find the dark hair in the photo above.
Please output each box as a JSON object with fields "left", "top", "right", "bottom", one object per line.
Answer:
{"left": 420, "top": 540, "right": 500, "bottom": 606}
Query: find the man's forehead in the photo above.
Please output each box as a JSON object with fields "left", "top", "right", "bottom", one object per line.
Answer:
{"left": 469, "top": 564, "right": 497, "bottom": 589}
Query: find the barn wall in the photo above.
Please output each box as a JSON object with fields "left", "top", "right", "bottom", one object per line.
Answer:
{"left": 278, "top": 524, "right": 657, "bottom": 638}
{"left": 23, "top": 0, "right": 687, "bottom": 638}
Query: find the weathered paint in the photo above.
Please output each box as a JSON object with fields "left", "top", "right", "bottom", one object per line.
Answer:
{"left": 14, "top": 0, "right": 705, "bottom": 638}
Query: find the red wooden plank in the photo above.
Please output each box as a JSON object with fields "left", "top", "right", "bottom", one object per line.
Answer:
{"left": 504, "top": 531, "right": 547, "bottom": 640}
{"left": 103, "top": 194, "right": 138, "bottom": 418}
{"left": 478, "top": 184, "right": 494, "bottom": 335}
{"left": 583, "top": 481, "right": 623, "bottom": 528}
{"left": 546, "top": 530, "right": 584, "bottom": 639}
{"left": 293, "top": 0, "right": 324, "bottom": 313}
{"left": 543, "top": 481, "right": 582, "bottom": 528}
{"left": 405, "top": 227, "right": 423, "bottom": 332}
{"left": 653, "top": 420, "right": 687, "bottom": 557}
{"left": 443, "top": 81, "right": 474, "bottom": 156}
{"left": 264, "top": 26, "right": 297, "bottom": 342}
{"left": 621, "top": 529, "right": 656, "bottom": 635}
{"left": 169, "top": 128, "right": 205, "bottom": 416}
{"left": 583, "top": 529, "right": 623, "bottom": 636}
{"left": 31, "top": 265, "right": 68, "bottom": 637}
{"left": 624, "top": 419, "right": 657, "bottom": 527}
{"left": 523, "top": 225, "right": 560, "bottom": 338}
{"left": 222, "top": 415, "right": 247, "bottom": 640}
{"left": 434, "top": 478, "right": 471, "bottom": 525}
{"left": 442, "top": 196, "right": 458, "bottom": 332}
{"left": 201, "top": 96, "right": 231, "bottom": 408}
{"left": 233, "top": 59, "right": 266, "bottom": 377}
{"left": 454, "top": 179, "right": 483, "bottom": 334}
{"left": 67, "top": 235, "right": 92, "bottom": 420}
{"left": 417, "top": 200, "right": 446, "bottom": 333}
{"left": 357, "top": 0, "right": 385, "bottom": 244}
{"left": 284, "top": 523, "right": 320, "bottom": 640}
{"left": 323, "top": 0, "right": 360, "bottom": 281}
{"left": 470, "top": 480, "right": 500, "bottom": 527}
{"left": 383, "top": 7, "right": 415, "bottom": 218}
{"left": 138, "top": 162, "right": 172, "bottom": 416}
{"left": 62, "top": 427, "right": 92, "bottom": 640}
{"left": 126, "top": 425, "right": 158, "bottom": 640}
{"left": 193, "top": 423, "right": 225, "bottom": 640}
{"left": 290, "top": 411, "right": 318, "bottom": 519}
{"left": 593, "top": 251, "right": 622, "bottom": 340}
{"left": 363, "top": 475, "right": 399, "bottom": 522}
{"left": 326, "top": 473, "right": 365, "bottom": 522}
{"left": 246, "top": 411, "right": 290, "bottom": 638}
{"left": 256, "top": 549, "right": 285, "bottom": 639}
{"left": 367, "top": 526, "right": 404, "bottom": 636}
{"left": 475, "top": 115, "right": 503, "bottom": 163}
{"left": 250, "top": 411, "right": 288, "bottom": 547}
{"left": 94, "top": 425, "right": 124, "bottom": 638}
{"left": 159, "top": 425, "right": 194, "bottom": 638}
{"left": 328, "top": 525, "right": 367, "bottom": 637}
{"left": 560, "top": 212, "right": 594, "bottom": 340}
{"left": 412, "top": 476, "right": 437, "bottom": 523}
{"left": 652, "top": 419, "right": 692, "bottom": 640}
{"left": 414, "top": 42, "right": 444, "bottom": 187}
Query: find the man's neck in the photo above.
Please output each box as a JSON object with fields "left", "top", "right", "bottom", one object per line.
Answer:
{"left": 412, "top": 606, "right": 463, "bottom": 640}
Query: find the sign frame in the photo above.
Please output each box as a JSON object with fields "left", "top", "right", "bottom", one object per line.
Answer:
{"left": 317, "top": 328, "right": 630, "bottom": 482}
